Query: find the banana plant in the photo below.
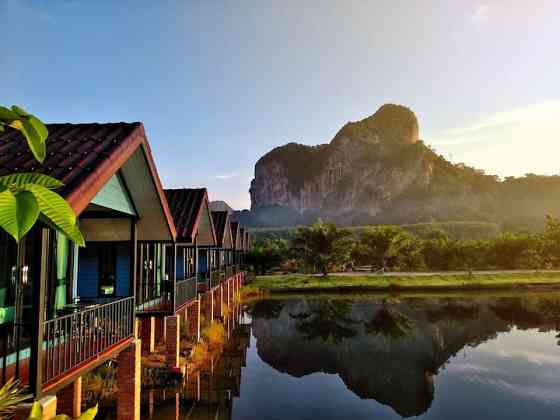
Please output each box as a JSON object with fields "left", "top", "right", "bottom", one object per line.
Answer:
{"left": 0, "top": 106, "right": 84, "bottom": 246}
{"left": 0, "top": 379, "right": 31, "bottom": 420}
{"left": 26, "top": 401, "right": 98, "bottom": 420}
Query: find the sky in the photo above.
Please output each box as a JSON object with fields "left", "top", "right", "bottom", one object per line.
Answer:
{"left": 2, "top": 0, "right": 559, "bottom": 209}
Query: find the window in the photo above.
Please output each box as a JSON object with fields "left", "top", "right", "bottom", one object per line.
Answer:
{"left": 98, "top": 245, "right": 117, "bottom": 297}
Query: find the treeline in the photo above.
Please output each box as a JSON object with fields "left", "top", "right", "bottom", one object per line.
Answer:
{"left": 245, "top": 216, "right": 560, "bottom": 274}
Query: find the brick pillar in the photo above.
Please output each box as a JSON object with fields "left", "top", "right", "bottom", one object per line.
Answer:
{"left": 117, "top": 339, "right": 141, "bottom": 420}
{"left": 154, "top": 317, "right": 166, "bottom": 345}
{"left": 165, "top": 315, "right": 181, "bottom": 369}
{"left": 140, "top": 317, "right": 155, "bottom": 355}
{"left": 220, "top": 285, "right": 224, "bottom": 317}
{"left": 57, "top": 377, "right": 82, "bottom": 418}
{"left": 186, "top": 299, "right": 200, "bottom": 342}
{"left": 227, "top": 279, "right": 231, "bottom": 309}
{"left": 213, "top": 287, "right": 221, "bottom": 319}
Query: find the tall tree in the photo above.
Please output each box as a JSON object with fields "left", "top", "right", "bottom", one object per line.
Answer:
{"left": 354, "top": 226, "right": 422, "bottom": 271}
{"left": 245, "top": 239, "right": 288, "bottom": 275}
{"left": 292, "top": 219, "right": 353, "bottom": 275}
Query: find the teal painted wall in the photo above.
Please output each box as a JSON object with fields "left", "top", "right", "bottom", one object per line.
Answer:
{"left": 91, "top": 173, "right": 136, "bottom": 215}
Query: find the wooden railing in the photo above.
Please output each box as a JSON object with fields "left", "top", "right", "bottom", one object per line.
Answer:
{"left": 42, "top": 297, "right": 134, "bottom": 385}
{"left": 175, "top": 276, "right": 197, "bottom": 310}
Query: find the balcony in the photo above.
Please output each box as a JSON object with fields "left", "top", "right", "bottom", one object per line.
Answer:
{"left": 42, "top": 297, "right": 134, "bottom": 387}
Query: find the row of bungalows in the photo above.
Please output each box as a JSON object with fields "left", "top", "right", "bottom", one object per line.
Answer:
{"left": 0, "top": 122, "right": 250, "bottom": 419}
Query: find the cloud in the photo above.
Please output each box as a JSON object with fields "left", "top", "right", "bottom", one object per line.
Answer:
{"left": 471, "top": 3, "right": 490, "bottom": 22}
{"left": 214, "top": 173, "right": 237, "bottom": 180}
{"left": 429, "top": 100, "right": 560, "bottom": 177}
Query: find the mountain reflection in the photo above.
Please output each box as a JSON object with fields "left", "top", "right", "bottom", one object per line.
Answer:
{"left": 249, "top": 295, "right": 560, "bottom": 418}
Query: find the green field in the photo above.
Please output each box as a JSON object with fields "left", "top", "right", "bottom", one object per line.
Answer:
{"left": 243, "top": 272, "right": 560, "bottom": 294}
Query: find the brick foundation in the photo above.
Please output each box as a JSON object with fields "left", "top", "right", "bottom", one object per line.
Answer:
{"left": 140, "top": 317, "right": 155, "bottom": 355}
{"left": 155, "top": 317, "right": 166, "bottom": 345}
{"left": 57, "top": 377, "right": 82, "bottom": 418}
{"left": 117, "top": 339, "right": 141, "bottom": 420}
{"left": 165, "top": 315, "right": 181, "bottom": 369}
{"left": 186, "top": 299, "right": 200, "bottom": 342}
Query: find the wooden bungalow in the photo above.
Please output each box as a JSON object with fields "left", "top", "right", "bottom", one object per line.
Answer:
{"left": 211, "top": 211, "right": 237, "bottom": 280}
{"left": 0, "top": 122, "right": 175, "bottom": 417}
{"left": 164, "top": 188, "right": 219, "bottom": 294}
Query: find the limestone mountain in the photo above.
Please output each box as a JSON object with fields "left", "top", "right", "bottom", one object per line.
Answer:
{"left": 246, "top": 104, "right": 560, "bottom": 228}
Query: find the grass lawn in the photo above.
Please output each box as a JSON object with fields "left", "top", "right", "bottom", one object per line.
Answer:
{"left": 243, "top": 272, "right": 560, "bottom": 294}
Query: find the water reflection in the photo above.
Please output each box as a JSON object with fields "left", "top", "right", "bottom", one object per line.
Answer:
{"left": 248, "top": 294, "right": 560, "bottom": 419}
{"left": 146, "top": 293, "right": 560, "bottom": 420}
{"left": 141, "top": 306, "right": 251, "bottom": 420}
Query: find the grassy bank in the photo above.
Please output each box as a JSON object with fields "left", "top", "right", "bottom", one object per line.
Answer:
{"left": 243, "top": 272, "right": 560, "bottom": 295}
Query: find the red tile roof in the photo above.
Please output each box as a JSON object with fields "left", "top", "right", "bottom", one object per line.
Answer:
{"left": 165, "top": 188, "right": 210, "bottom": 243}
{"left": 0, "top": 122, "right": 176, "bottom": 238}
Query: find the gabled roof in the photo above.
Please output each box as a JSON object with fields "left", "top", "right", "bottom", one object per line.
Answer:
{"left": 212, "top": 211, "right": 233, "bottom": 248}
{"left": 0, "top": 122, "right": 176, "bottom": 240}
{"left": 165, "top": 188, "right": 217, "bottom": 245}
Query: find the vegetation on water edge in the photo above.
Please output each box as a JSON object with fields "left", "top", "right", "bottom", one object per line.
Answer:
{"left": 243, "top": 272, "right": 560, "bottom": 294}
{"left": 245, "top": 216, "right": 560, "bottom": 275}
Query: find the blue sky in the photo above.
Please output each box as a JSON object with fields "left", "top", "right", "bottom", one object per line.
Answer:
{"left": 2, "top": 0, "right": 559, "bottom": 209}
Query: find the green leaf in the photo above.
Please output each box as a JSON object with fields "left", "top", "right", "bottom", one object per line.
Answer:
{"left": 0, "top": 173, "right": 63, "bottom": 189}
{"left": 0, "top": 190, "right": 18, "bottom": 241}
{"left": 0, "top": 124, "right": 5, "bottom": 133}
{"left": 23, "top": 184, "right": 85, "bottom": 246}
{"left": 0, "top": 190, "right": 41, "bottom": 242}
{"left": 53, "top": 415, "right": 71, "bottom": 420}
{"left": 11, "top": 105, "right": 30, "bottom": 117}
{"left": 28, "top": 401, "right": 42, "bottom": 419}
{"left": 27, "top": 116, "right": 48, "bottom": 143}
{"left": 20, "top": 118, "right": 46, "bottom": 162}
{"left": 40, "top": 214, "right": 85, "bottom": 247}
{"left": 77, "top": 404, "right": 98, "bottom": 420}
{"left": 15, "top": 192, "right": 39, "bottom": 239}
{"left": 0, "top": 106, "right": 18, "bottom": 121}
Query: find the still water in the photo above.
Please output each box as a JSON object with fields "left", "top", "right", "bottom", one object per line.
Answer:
{"left": 147, "top": 293, "right": 560, "bottom": 419}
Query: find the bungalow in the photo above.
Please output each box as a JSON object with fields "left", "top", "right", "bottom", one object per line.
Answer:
{"left": 164, "top": 188, "right": 218, "bottom": 293}
{"left": 211, "top": 211, "right": 236, "bottom": 279}
{"left": 0, "top": 122, "right": 175, "bottom": 419}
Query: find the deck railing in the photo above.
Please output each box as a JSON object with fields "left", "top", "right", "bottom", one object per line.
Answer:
{"left": 42, "top": 296, "right": 134, "bottom": 385}
{"left": 175, "top": 276, "right": 197, "bottom": 310}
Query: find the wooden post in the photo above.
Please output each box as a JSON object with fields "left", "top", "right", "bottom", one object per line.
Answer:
{"left": 30, "top": 228, "right": 49, "bottom": 397}
{"left": 171, "top": 243, "right": 177, "bottom": 312}
{"left": 130, "top": 219, "right": 138, "bottom": 309}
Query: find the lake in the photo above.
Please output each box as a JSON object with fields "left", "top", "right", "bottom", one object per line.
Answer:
{"left": 146, "top": 292, "right": 560, "bottom": 419}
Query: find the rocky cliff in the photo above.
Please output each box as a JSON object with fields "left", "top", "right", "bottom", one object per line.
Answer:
{"left": 247, "top": 104, "right": 560, "bottom": 227}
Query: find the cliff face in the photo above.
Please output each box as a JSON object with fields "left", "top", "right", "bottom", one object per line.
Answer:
{"left": 248, "top": 103, "right": 560, "bottom": 227}
{"left": 250, "top": 104, "right": 456, "bottom": 224}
